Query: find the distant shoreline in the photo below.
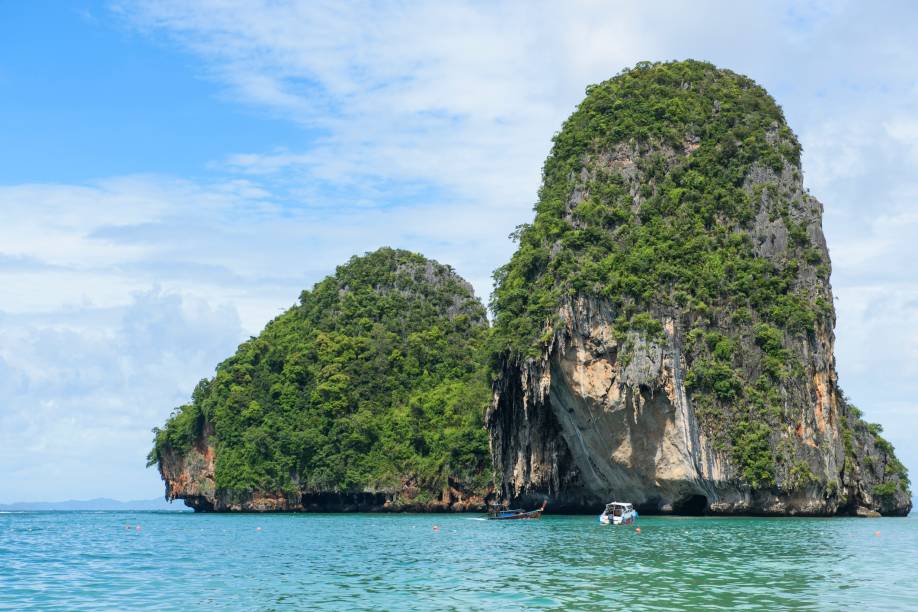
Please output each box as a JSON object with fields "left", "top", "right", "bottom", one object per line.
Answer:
{"left": 0, "top": 498, "right": 190, "bottom": 512}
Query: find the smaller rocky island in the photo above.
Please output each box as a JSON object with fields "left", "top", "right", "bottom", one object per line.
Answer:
{"left": 149, "top": 248, "right": 494, "bottom": 511}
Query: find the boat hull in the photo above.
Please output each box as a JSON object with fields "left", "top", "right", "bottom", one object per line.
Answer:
{"left": 598, "top": 510, "right": 638, "bottom": 525}
{"left": 488, "top": 509, "right": 544, "bottom": 520}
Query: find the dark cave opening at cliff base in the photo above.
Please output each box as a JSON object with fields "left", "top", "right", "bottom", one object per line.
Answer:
{"left": 632, "top": 494, "right": 709, "bottom": 516}
{"left": 672, "top": 494, "right": 709, "bottom": 515}
{"left": 185, "top": 496, "right": 214, "bottom": 512}
{"left": 300, "top": 492, "right": 390, "bottom": 511}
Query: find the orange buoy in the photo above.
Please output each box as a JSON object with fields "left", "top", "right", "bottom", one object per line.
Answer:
{"left": 874, "top": 531, "right": 881, "bottom": 537}
{"left": 635, "top": 527, "right": 641, "bottom": 534}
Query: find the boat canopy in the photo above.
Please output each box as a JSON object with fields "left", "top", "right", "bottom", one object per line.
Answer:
{"left": 604, "top": 502, "right": 633, "bottom": 512}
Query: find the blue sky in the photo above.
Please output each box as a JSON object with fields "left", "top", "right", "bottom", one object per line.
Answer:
{"left": 1, "top": 1, "right": 917, "bottom": 502}
{"left": 1, "top": 1, "right": 300, "bottom": 182}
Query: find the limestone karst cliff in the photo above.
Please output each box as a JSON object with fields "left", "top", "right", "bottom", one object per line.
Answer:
{"left": 151, "top": 60, "right": 910, "bottom": 516}
{"left": 487, "top": 60, "right": 911, "bottom": 516}
{"left": 150, "top": 248, "right": 493, "bottom": 511}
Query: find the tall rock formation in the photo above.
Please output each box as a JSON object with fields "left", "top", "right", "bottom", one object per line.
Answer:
{"left": 487, "top": 60, "right": 911, "bottom": 516}
{"left": 150, "top": 248, "right": 493, "bottom": 511}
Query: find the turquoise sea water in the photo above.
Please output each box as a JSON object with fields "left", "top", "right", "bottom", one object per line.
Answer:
{"left": 1, "top": 511, "right": 915, "bottom": 610}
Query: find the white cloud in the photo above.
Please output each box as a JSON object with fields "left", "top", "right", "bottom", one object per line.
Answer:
{"left": 884, "top": 118, "right": 918, "bottom": 168}
{"left": 0, "top": 288, "right": 244, "bottom": 501}
{"left": 0, "top": 174, "right": 520, "bottom": 330}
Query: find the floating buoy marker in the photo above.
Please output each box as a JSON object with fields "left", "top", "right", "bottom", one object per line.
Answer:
{"left": 635, "top": 527, "right": 641, "bottom": 534}
{"left": 874, "top": 531, "right": 881, "bottom": 537}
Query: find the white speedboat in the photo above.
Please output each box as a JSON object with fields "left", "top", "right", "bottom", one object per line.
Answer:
{"left": 599, "top": 502, "right": 637, "bottom": 525}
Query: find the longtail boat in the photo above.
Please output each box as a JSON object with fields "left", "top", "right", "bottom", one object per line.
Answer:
{"left": 487, "top": 500, "right": 547, "bottom": 520}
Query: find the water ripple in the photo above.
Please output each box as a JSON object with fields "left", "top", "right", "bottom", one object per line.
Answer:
{"left": 0, "top": 512, "right": 915, "bottom": 609}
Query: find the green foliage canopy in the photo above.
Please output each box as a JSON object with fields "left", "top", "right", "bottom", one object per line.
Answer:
{"left": 149, "top": 248, "right": 492, "bottom": 496}
{"left": 491, "top": 60, "right": 808, "bottom": 358}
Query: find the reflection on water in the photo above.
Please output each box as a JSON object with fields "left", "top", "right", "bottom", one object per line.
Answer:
{"left": 1, "top": 511, "right": 915, "bottom": 609}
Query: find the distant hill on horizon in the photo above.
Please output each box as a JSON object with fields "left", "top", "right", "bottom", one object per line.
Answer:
{"left": 0, "top": 497, "right": 190, "bottom": 511}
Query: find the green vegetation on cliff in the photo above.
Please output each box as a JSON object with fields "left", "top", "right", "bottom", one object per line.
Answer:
{"left": 491, "top": 60, "right": 805, "bottom": 357}
{"left": 149, "top": 248, "right": 491, "bottom": 497}
{"left": 490, "top": 59, "right": 908, "bottom": 496}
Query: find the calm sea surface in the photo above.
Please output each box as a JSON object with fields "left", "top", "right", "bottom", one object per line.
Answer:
{"left": 1, "top": 511, "right": 916, "bottom": 610}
